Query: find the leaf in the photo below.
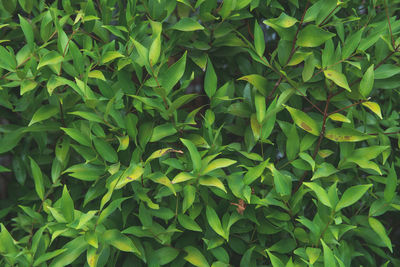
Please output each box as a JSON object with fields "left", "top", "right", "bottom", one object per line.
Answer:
{"left": 312, "top": 163, "right": 338, "bottom": 180}
{"left": 102, "top": 51, "right": 124, "bottom": 64}
{"left": 29, "top": 157, "right": 45, "bottom": 200}
{"left": 20, "top": 79, "right": 38, "bottom": 95}
{"left": 325, "top": 128, "right": 375, "bottom": 142}
{"left": 63, "top": 163, "right": 105, "bottom": 181}
{"left": 103, "top": 229, "right": 140, "bottom": 254}
{"left": 306, "top": 247, "right": 321, "bottom": 265}
{"left": 266, "top": 250, "right": 284, "bottom": 267}
{"left": 19, "top": 15, "right": 34, "bottom": 50}
{"left": 29, "top": 105, "right": 59, "bottom": 126}
{"left": 285, "top": 105, "right": 320, "bottom": 136}
{"left": 184, "top": 246, "right": 210, "bottom": 267}
{"left": 180, "top": 138, "right": 202, "bottom": 172}
{"left": 359, "top": 65, "right": 374, "bottom": 98}
{"left": 201, "top": 158, "right": 236, "bottom": 175}
{"left": 149, "top": 173, "right": 176, "bottom": 196}
{"left": 321, "top": 239, "right": 336, "bottom": 267}
{"left": 154, "top": 247, "right": 180, "bottom": 265}
{"left": 268, "top": 13, "right": 297, "bottom": 28}
{"left": 342, "top": 28, "right": 363, "bottom": 59}
{"left": 150, "top": 123, "right": 177, "bottom": 142}
{"left": 172, "top": 172, "right": 196, "bottom": 184}
{"left": 384, "top": 164, "right": 397, "bottom": 202}
{"left": 324, "top": 69, "right": 350, "bottom": 91}
{"left": 199, "top": 176, "right": 227, "bottom": 193}
{"left": 98, "top": 197, "right": 129, "bottom": 224}
{"left": 88, "top": 70, "right": 106, "bottom": 81}
{"left": 115, "top": 164, "right": 144, "bottom": 189}
{"left": 33, "top": 249, "right": 67, "bottom": 266}
{"left": 160, "top": 51, "right": 187, "bottom": 94}
{"left": 238, "top": 74, "right": 268, "bottom": 96}
{"left": 171, "top": 18, "right": 204, "bottom": 31}
{"left": 328, "top": 113, "right": 351, "bottom": 123}
{"left": 240, "top": 247, "right": 255, "bottom": 267}
{"left": 0, "top": 46, "right": 16, "bottom": 71}
{"left": 336, "top": 184, "right": 372, "bottom": 211}
{"left": 374, "top": 64, "right": 400, "bottom": 79}
{"left": 255, "top": 93, "right": 266, "bottom": 123}
{"left": 206, "top": 206, "right": 226, "bottom": 239}
{"left": 149, "top": 34, "right": 161, "bottom": 65}
{"left": 178, "top": 214, "right": 202, "bottom": 232}
{"left": 61, "top": 185, "right": 74, "bottom": 222}
{"left": 93, "top": 137, "right": 118, "bottom": 163}
{"left": 61, "top": 128, "right": 91, "bottom": 147}
{"left": 204, "top": 58, "right": 217, "bottom": 98}
{"left": 368, "top": 217, "right": 393, "bottom": 252}
{"left": 243, "top": 160, "right": 268, "bottom": 185}
{"left": 304, "top": 182, "right": 332, "bottom": 207}
{"left": 362, "top": 101, "right": 382, "bottom": 119}
{"left": 37, "top": 51, "right": 63, "bottom": 70}
{"left": 254, "top": 21, "right": 265, "bottom": 56}
{"left": 272, "top": 167, "right": 292, "bottom": 197}
{"left": 297, "top": 25, "right": 335, "bottom": 47}
{"left": 49, "top": 236, "right": 88, "bottom": 267}
{"left": 182, "top": 185, "right": 196, "bottom": 213}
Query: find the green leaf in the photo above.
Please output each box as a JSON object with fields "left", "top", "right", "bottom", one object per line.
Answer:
{"left": 61, "top": 128, "right": 91, "bottom": 147}
{"left": 19, "top": 15, "right": 34, "bottom": 50}
{"left": 201, "top": 158, "right": 236, "bottom": 175}
{"left": 255, "top": 93, "right": 266, "bottom": 123}
{"left": 374, "top": 64, "right": 400, "bottom": 79}
{"left": 328, "top": 113, "right": 351, "bottom": 123}
{"left": 321, "top": 239, "right": 336, "bottom": 267}
{"left": 325, "top": 128, "right": 375, "bottom": 142}
{"left": 61, "top": 185, "right": 74, "bottom": 222}
{"left": 199, "top": 176, "right": 227, "bottom": 193}
{"left": 149, "top": 34, "right": 161, "bottom": 66}
{"left": 49, "top": 236, "right": 88, "bottom": 267}
{"left": 306, "top": 247, "right": 321, "bottom": 265}
{"left": 362, "top": 101, "right": 382, "bottom": 119}
{"left": 184, "top": 246, "right": 210, "bottom": 267}
{"left": 272, "top": 167, "right": 292, "bottom": 197}
{"left": 20, "top": 79, "right": 38, "bottom": 95}
{"left": 160, "top": 51, "right": 187, "bottom": 94}
{"left": 266, "top": 250, "right": 284, "bottom": 267}
{"left": 285, "top": 105, "right": 320, "bottom": 136}
{"left": 29, "top": 157, "right": 45, "bottom": 200}
{"left": 171, "top": 18, "right": 204, "bottom": 31}
{"left": 312, "top": 163, "right": 338, "bottom": 180}
{"left": 384, "top": 164, "right": 397, "bottom": 202}
{"left": 368, "top": 217, "right": 393, "bottom": 252}
{"left": 93, "top": 137, "right": 118, "bottom": 163}
{"left": 324, "top": 69, "right": 350, "bottom": 91}
{"left": 154, "top": 247, "right": 180, "bottom": 265}
{"left": 243, "top": 160, "right": 268, "bottom": 185}
{"left": 182, "top": 185, "right": 196, "bottom": 213}
{"left": 29, "top": 105, "right": 59, "bottom": 126}
{"left": 0, "top": 46, "right": 16, "bottom": 71}
{"left": 178, "top": 214, "right": 202, "bottom": 232}
{"left": 297, "top": 25, "right": 335, "bottom": 47}
{"left": 206, "top": 206, "right": 226, "bottom": 239}
{"left": 359, "top": 65, "right": 374, "bottom": 98}
{"left": 101, "top": 51, "right": 124, "bottom": 64}
{"left": 149, "top": 173, "right": 176, "bottom": 196}
{"left": 115, "top": 164, "right": 144, "bottom": 189}
{"left": 98, "top": 197, "right": 130, "bottom": 224}
{"left": 63, "top": 163, "right": 105, "bottom": 181}
{"left": 240, "top": 247, "right": 255, "bottom": 267}
{"left": 342, "top": 28, "right": 363, "bottom": 59}
{"left": 103, "top": 229, "right": 141, "bottom": 254}
{"left": 33, "top": 249, "right": 67, "bottom": 266}
{"left": 254, "top": 21, "right": 265, "bottom": 56}
{"left": 304, "top": 182, "right": 332, "bottom": 207}
{"left": 150, "top": 123, "right": 177, "bottom": 142}
{"left": 238, "top": 74, "right": 268, "bottom": 96}
{"left": 268, "top": 13, "right": 297, "bottom": 28}
{"left": 180, "top": 138, "right": 202, "bottom": 172}
{"left": 204, "top": 58, "right": 217, "bottom": 98}
{"left": 88, "top": 70, "right": 106, "bottom": 81}
{"left": 336, "top": 184, "right": 372, "bottom": 211}
{"left": 37, "top": 51, "right": 63, "bottom": 70}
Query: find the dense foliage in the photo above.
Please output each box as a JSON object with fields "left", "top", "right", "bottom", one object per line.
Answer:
{"left": 1, "top": 0, "right": 400, "bottom": 266}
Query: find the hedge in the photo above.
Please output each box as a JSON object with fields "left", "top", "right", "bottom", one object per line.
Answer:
{"left": 0, "top": 0, "right": 400, "bottom": 266}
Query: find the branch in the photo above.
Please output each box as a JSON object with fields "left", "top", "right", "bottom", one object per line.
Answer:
{"left": 384, "top": 0, "right": 395, "bottom": 49}
{"left": 285, "top": 1, "right": 310, "bottom": 66}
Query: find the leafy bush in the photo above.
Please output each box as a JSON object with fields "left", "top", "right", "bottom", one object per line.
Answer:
{"left": 1, "top": 0, "right": 400, "bottom": 266}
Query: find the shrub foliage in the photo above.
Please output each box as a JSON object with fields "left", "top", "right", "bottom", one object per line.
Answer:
{"left": 0, "top": 0, "right": 400, "bottom": 266}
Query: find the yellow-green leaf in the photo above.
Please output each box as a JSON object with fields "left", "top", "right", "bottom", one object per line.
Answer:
{"left": 237, "top": 74, "right": 268, "bottom": 96}
{"left": 102, "top": 51, "right": 124, "bottom": 64}
{"left": 362, "top": 101, "right": 382, "bottom": 119}
{"left": 325, "top": 128, "right": 375, "bottom": 142}
{"left": 368, "top": 217, "right": 393, "bottom": 253}
{"left": 184, "top": 246, "right": 210, "bottom": 267}
{"left": 88, "top": 70, "right": 106, "bottom": 81}
{"left": 328, "top": 113, "right": 351, "bottom": 123}
{"left": 285, "top": 105, "right": 320, "bottom": 136}
{"left": 199, "top": 176, "right": 227, "bottom": 193}
{"left": 201, "top": 158, "right": 236, "bottom": 175}
{"left": 29, "top": 105, "right": 59, "bottom": 126}
{"left": 324, "top": 69, "right": 350, "bottom": 91}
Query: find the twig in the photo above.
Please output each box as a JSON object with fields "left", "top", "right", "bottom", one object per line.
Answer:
{"left": 328, "top": 98, "right": 369, "bottom": 116}
{"left": 319, "top": 5, "right": 339, "bottom": 27}
{"left": 286, "top": 1, "right": 310, "bottom": 66}
{"left": 384, "top": 0, "right": 395, "bottom": 49}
